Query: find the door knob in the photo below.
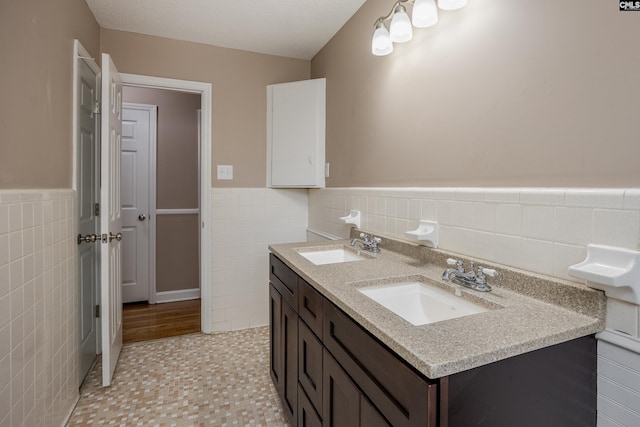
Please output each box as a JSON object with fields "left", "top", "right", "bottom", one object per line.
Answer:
{"left": 77, "top": 233, "right": 98, "bottom": 245}
{"left": 109, "top": 232, "right": 123, "bottom": 242}
{"left": 138, "top": 214, "right": 147, "bottom": 221}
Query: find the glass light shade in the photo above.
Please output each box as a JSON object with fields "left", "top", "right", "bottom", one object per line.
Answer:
{"left": 371, "top": 24, "right": 393, "bottom": 56}
{"left": 438, "top": 0, "right": 468, "bottom": 11}
{"left": 412, "top": 0, "right": 438, "bottom": 28}
{"left": 390, "top": 6, "right": 413, "bottom": 43}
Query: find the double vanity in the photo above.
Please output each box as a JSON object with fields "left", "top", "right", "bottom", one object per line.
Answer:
{"left": 268, "top": 231, "right": 606, "bottom": 426}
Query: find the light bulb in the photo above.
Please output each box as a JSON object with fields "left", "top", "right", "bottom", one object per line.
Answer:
{"left": 371, "top": 22, "right": 393, "bottom": 56}
{"left": 412, "top": 0, "right": 438, "bottom": 28}
{"left": 438, "top": 0, "right": 468, "bottom": 11}
{"left": 390, "top": 5, "right": 413, "bottom": 43}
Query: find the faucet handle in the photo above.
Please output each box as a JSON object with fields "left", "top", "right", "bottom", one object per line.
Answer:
{"left": 446, "top": 258, "right": 459, "bottom": 265}
{"left": 447, "top": 258, "right": 465, "bottom": 272}
{"left": 372, "top": 236, "right": 382, "bottom": 244}
{"left": 478, "top": 267, "right": 498, "bottom": 277}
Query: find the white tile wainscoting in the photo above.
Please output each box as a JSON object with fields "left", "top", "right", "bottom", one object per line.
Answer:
{"left": 209, "top": 188, "right": 308, "bottom": 332}
{"left": 309, "top": 188, "right": 640, "bottom": 282}
{"left": 0, "top": 190, "right": 78, "bottom": 427}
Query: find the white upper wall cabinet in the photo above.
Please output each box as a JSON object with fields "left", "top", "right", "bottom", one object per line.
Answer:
{"left": 267, "top": 78, "right": 326, "bottom": 188}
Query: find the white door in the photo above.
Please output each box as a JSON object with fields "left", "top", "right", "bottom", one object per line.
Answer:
{"left": 100, "top": 53, "right": 123, "bottom": 387}
{"left": 121, "top": 104, "right": 155, "bottom": 303}
{"left": 77, "top": 56, "right": 100, "bottom": 382}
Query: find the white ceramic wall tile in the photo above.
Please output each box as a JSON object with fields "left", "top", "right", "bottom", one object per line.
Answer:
{"left": 495, "top": 204, "right": 523, "bottom": 236}
{"left": 564, "top": 189, "right": 625, "bottom": 209}
{"left": 308, "top": 188, "right": 640, "bottom": 284}
{"left": 0, "top": 205, "right": 8, "bottom": 235}
{"left": 0, "top": 190, "right": 77, "bottom": 427}
{"left": 624, "top": 189, "right": 640, "bottom": 210}
{"left": 522, "top": 206, "right": 556, "bottom": 241}
{"left": 554, "top": 207, "right": 593, "bottom": 245}
{"left": 519, "top": 188, "right": 565, "bottom": 205}
{"left": 484, "top": 189, "right": 520, "bottom": 203}
{"left": 520, "top": 238, "right": 555, "bottom": 277}
{"left": 210, "top": 188, "right": 308, "bottom": 332}
{"left": 592, "top": 209, "right": 640, "bottom": 249}
{"left": 553, "top": 243, "right": 587, "bottom": 281}
{"left": 493, "top": 234, "right": 523, "bottom": 270}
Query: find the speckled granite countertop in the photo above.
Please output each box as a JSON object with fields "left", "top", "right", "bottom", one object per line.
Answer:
{"left": 269, "top": 236, "right": 606, "bottom": 379}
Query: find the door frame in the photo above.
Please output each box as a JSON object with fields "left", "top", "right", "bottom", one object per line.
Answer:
{"left": 121, "top": 102, "right": 158, "bottom": 304}
{"left": 72, "top": 39, "right": 102, "bottom": 359}
{"left": 120, "top": 73, "right": 212, "bottom": 333}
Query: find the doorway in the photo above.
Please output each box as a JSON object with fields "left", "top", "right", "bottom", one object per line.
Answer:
{"left": 121, "top": 86, "right": 203, "bottom": 343}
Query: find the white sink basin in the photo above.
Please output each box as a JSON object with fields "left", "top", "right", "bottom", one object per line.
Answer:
{"left": 359, "top": 281, "right": 488, "bottom": 326}
{"left": 297, "top": 246, "right": 371, "bottom": 265}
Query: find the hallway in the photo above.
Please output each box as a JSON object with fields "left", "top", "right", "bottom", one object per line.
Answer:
{"left": 67, "top": 327, "right": 287, "bottom": 426}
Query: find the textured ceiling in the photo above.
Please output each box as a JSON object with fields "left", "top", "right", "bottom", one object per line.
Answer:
{"left": 85, "top": 0, "right": 367, "bottom": 60}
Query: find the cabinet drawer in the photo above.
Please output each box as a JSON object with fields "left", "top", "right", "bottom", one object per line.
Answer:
{"left": 298, "top": 278, "right": 323, "bottom": 338}
{"left": 270, "top": 254, "right": 298, "bottom": 309}
{"left": 323, "top": 300, "right": 438, "bottom": 427}
{"left": 299, "top": 319, "right": 323, "bottom": 415}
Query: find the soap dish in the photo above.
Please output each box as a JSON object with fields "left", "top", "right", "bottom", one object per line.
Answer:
{"left": 340, "top": 210, "right": 361, "bottom": 228}
{"left": 568, "top": 244, "right": 640, "bottom": 304}
{"left": 405, "top": 220, "right": 438, "bottom": 248}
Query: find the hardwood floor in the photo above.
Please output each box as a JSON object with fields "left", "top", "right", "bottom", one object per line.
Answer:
{"left": 123, "top": 299, "right": 201, "bottom": 344}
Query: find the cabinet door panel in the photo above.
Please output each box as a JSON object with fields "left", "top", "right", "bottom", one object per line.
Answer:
{"left": 282, "top": 299, "right": 298, "bottom": 426}
{"left": 299, "top": 385, "right": 323, "bottom": 427}
{"left": 299, "top": 319, "right": 323, "bottom": 414}
{"left": 323, "top": 350, "right": 360, "bottom": 427}
{"left": 361, "top": 394, "right": 391, "bottom": 427}
{"left": 270, "top": 254, "right": 298, "bottom": 309}
{"left": 269, "top": 284, "right": 282, "bottom": 394}
{"left": 299, "top": 278, "right": 323, "bottom": 338}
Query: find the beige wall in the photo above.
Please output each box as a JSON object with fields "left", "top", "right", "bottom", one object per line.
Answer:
{"left": 0, "top": 0, "right": 100, "bottom": 188}
{"left": 123, "top": 87, "right": 200, "bottom": 209}
{"left": 312, "top": 0, "right": 640, "bottom": 187}
{"left": 101, "top": 29, "right": 311, "bottom": 188}
{"left": 156, "top": 214, "right": 199, "bottom": 292}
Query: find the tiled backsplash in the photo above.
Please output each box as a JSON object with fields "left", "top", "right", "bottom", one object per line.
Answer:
{"left": 209, "top": 188, "right": 308, "bottom": 332}
{"left": 0, "top": 190, "right": 78, "bottom": 427}
{"left": 309, "top": 188, "right": 640, "bottom": 282}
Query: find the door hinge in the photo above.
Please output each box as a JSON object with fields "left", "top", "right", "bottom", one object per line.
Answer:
{"left": 93, "top": 101, "right": 101, "bottom": 115}
{"left": 95, "top": 304, "right": 100, "bottom": 318}
{"left": 95, "top": 203, "right": 100, "bottom": 217}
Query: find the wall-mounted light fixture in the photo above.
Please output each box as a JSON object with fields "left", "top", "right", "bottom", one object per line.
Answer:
{"left": 371, "top": 0, "right": 467, "bottom": 56}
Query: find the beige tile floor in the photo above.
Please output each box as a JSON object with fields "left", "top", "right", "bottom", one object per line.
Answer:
{"left": 67, "top": 326, "right": 288, "bottom": 426}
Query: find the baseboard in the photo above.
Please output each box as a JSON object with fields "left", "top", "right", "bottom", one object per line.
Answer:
{"left": 155, "top": 288, "right": 201, "bottom": 303}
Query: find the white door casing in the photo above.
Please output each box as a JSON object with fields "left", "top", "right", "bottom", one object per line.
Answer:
{"left": 121, "top": 104, "right": 156, "bottom": 303}
{"left": 100, "top": 53, "right": 124, "bottom": 387}
{"left": 73, "top": 40, "right": 101, "bottom": 383}
{"left": 119, "top": 73, "right": 212, "bottom": 334}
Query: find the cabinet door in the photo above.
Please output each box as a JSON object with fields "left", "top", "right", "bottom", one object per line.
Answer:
{"left": 269, "top": 284, "right": 282, "bottom": 394}
{"left": 299, "top": 385, "right": 323, "bottom": 427}
{"left": 267, "top": 78, "right": 325, "bottom": 188}
{"left": 282, "top": 298, "right": 298, "bottom": 426}
{"left": 299, "top": 319, "right": 323, "bottom": 414}
{"left": 323, "top": 350, "right": 360, "bottom": 427}
{"left": 361, "top": 395, "right": 391, "bottom": 427}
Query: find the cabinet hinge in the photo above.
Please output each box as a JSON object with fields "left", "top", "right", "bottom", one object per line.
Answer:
{"left": 95, "top": 304, "right": 100, "bottom": 318}
{"left": 93, "top": 101, "right": 101, "bottom": 115}
{"left": 95, "top": 203, "right": 100, "bottom": 217}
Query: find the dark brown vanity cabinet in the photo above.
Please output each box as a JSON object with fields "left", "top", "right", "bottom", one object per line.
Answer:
{"left": 269, "top": 254, "right": 597, "bottom": 427}
{"left": 269, "top": 254, "right": 438, "bottom": 427}
{"left": 269, "top": 254, "right": 299, "bottom": 426}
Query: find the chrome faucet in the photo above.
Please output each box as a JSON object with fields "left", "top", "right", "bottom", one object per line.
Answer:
{"left": 350, "top": 233, "right": 382, "bottom": 253}
{"left": 442, "top": 258, "right": 497, "bottom": 292}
